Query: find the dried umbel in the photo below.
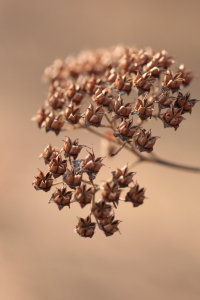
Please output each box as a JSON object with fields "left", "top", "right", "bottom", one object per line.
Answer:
{"left": 32, "top": 45, "right": 199, "bottom": 238}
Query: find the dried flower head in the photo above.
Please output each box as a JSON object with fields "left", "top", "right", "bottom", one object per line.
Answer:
{"left": 75, "top": 214, "right": 96, "bottom": 238}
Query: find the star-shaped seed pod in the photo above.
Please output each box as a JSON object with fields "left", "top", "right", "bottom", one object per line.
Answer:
{"left": 114, "top": 119, "right": 139, "bottom": 141}
{"left": 114, "top": 73, "right": 133, "bottom": 94}
{"left": 111, "top": 95, "right": 132, "bottom": 119}
{"left": 162, "top": 104, "right": 185, "bottom": 130}
{"left": 66, "top": 83, "right": 84, "bottom": 104}
{"left": 92, "top": 200, "right": 112, "bottom": 220}
{"left": 46, "top": 87, "right": 67, "bottom": 109}
{"left": 85, "top": 104, "right": 104, "bottom": 127}
{"left": 134, "top": 95, "right": 154, "bottom": 120}
{"left": 92, "top": 86, "right": 113, "bottom": 106}
{"left": 125, "top": 183, "right": 146, "bottom": 207}
{"left": 112, "top": 164, "right": 135, "bottom": 187}
{"left": 134, "top": 70, "right": 156, "bottom": 95}
{"left": 175, "top": 92, "right": 200, "bottom": 114}
{"left": 32, "top": 107, "right": 49, "bottom": 128}
{"left": 32, "top": 170, "right": 53, "bottom": 192}
{"left": 63, "top": 168, "right": 82, "bottom": 189}
{"left": 102, "top": 182, "right": 121, "bottom": 208}
{"left": 99, "top": 214, "right": 121, "bottom": 237}
{"left": 42, "top": 111, "right": 65, "bottom": 135}
{"left": 80, "top": 150, "right": 105, "bottom": 180}
{"left": 178, "top": 64, "right": 194, "bottom": 87}
{"left": 75, "top": 214, "right": 96, "bottom": 238}
{"left": 49, "top": 187, "right": 73, "bottom": 210}
{"left": 135, "top": 128, "right": 159, "bottom": 153}
{"left": 61, "top": 137, "right": 85, "bottom": 160}
{"left": 64, "top": 102, "right": 81, "bottom": 124}
{"left": 163, "top": 70, "right": 184, "bottom": 93}
{"left": 74, "top": 184, "right": 95, "bottom": 208}
{"left": 39, "top": 144, "right": 60, "bottom": 165}
{"left": 49, "top": 154, "right": 67, "bottom": 178}
{"left": 155, "top": 87, "right": 176, "bottom": 109}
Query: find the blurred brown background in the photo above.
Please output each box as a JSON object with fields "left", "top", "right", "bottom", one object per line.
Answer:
{"left": 1, "top": 0, "right": 200, "bottom": 299}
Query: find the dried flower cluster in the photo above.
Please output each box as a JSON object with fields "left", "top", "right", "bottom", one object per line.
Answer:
{"left": 33, "top": 139, "right": 144, "bottom": 237}
{"left": 32, "top": 45, "right": 199, "bottom": 237}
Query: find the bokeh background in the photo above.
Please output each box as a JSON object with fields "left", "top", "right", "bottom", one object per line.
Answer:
{"left": 1, "top": 0, "right": 200, "bottom": 299}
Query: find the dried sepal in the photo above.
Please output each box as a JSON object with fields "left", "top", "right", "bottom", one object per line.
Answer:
{"left": 114, "top": 119, "right": 139, "bottom": 141}
{"left": 162, "top": 104, "right": 185, "bottom": 130}
{"left": 49, "top": 187, "right": 73, "bottom": 210}
{"left": 85, "top": 104, "right": 104, "bottom": 127}
{"left": 102, "top": 182, "right": 121, "bottom": 207}
{"left": 155, "top": 87, "right": 176, "bottom": 109}
{"left": 75, "top": 214, "right": 96, "bottom": 238}
{"left": 62, "top": 137, "right": 84, "bottom": 159}
{"left": 178, "top": 64, "right": 194, "bottom": 87}
{"left": 49, "top": 154, "right": 67, "bottom": 178}
{"left": 63, "top": 168, "right": 82, "bottom": 189}
{"left": 99, "top": 214, "right": 121, "bottom": 236}
{"left": 92, "top": 200, "right": 112, "bottom": 220}
{"left": 81, "top": 150, "right": 104, "bottom": 180}
{"left": 135, "top": 129, "right": 159, "bottom": 153}
{"left": 134, "top": 71, "right": 156, "bottom": 95}
{"left": 111, "top": 95, "right": 132, "bottom": 119}
{"left": 42, "top": 111, "right": 65, "bottom": 135}
{"left": 32, "top": 170, "right": 53, "bottom": 192}
{"left": 64, "top": 102, "right": 81, "bottom": 124}
{"left": 74, "top": 184, "right": 94, "bottom": 208}
{"left": 175, "top": 92, "right": 199, "bottom": 114}
{"left": 125, "top": 183, "right": 146, "bottom": 207}
{"left": 134, "top": 96, "right": 154, "bottom": 120}
{"left": 112, "top": 164, "right": 135, "bottom": 187}
{"left": 39, "top": 144, "right": 60, "bottom": 164}
{"left": 163, "top": 70, "right": 184, "bottom": 92}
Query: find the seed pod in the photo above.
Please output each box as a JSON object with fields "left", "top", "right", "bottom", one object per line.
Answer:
{"left": 163, "top": 70, "right": 184, "bottom": 92}
{"left": 100, "top": 214, "right": 121, "bottom": 236}
{"left": 62, "top": 137, "right": 84, "bottom": 159}
{"left": 63, "top": 168, "right": 82, "bottom": 189}
{"left": 32, "top": 170, "right": 53, "bottom": 192}
{"left": 111, "top": 95, "right": 132, "bottom": 119}
{"left": 74, "top": 184, "right": 94, "bottom": 208}
{"left": 85, "top": 104, "right": 104, "bottom": 127}
{"left": 178, "top": 64, "right": 194, "bottom": 87}
{"left": 175, "top": 92, "right": 199, "bottom": 114}
{"left": 64, "top": 102, "right": 81, "bottom": 124}
{"left": 112, "top": 164, "right": 135, "bottom": 187}
{"left": 42, "top": 112, "right": 65, "bottom": 135}
{"left": 135, "top": 96, "right": 154, "bottom": 120}
{"left": 162, "top": 104, "right": 185, "bottom": 130}
{"left": 75, "top": 214, "right": 96, "bottom": 238}
{"left": 136, "top": 129, "right": 159, "bottom": 153}
{"left": 134, "top": 70, "right": 156, "bottom": 95}
{"left": 49, "top": 187, "right": 73, "bottom": 210}
{"left": 92, "top": 200, "right": 112, "bottom": 220}
{"left": 49, "top": 154, "right": 67, "bottom": 178}
{"left": 39, "top": 144, "right": 60, "bottom": 164}
{"left": 102, "top": 182, "right": 121, "bottom": 208}
{"left": 114, "top": 119, "right": 139, "bottom": 141}
{"left": 125, "top": 183, "right": 146, "bottom": 207}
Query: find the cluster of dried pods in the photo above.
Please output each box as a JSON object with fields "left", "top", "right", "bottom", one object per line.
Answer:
{"left": 33, "top": 138, "right": 145, "bottom": 237}
{"left": 32, "top": 45, "right": 199, "bottom": 237}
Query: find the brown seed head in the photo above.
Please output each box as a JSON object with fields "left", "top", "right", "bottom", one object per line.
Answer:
{"left": 75, "top": 214, "right": 96, "bottom": 238}
{"left": 74, "top": 184, "right": 94, "bottom": 208}
{"left": 163, "top": 104, "right": 185, "bottom": 130}
{"left": 64, "top": 103, "right": 81, "bottom": 124}
{"left": 100, "top": 214, "right": 121, "bottom": 236}
{"left": 112, "top": 164, "right": 136, "bottom": 187}
{"left": 63, "top": 168, "right": 82, "bottom": 189}
{"left": 32, "top": 170, "right": 53, "bottom": 192}
{"left": 136, "top": 129, "right": 159, "bottom": 152}
{"left": 92, "top": 200, "right": 112, "bottom": 220}
{"left": 85, "top": 104, "right": 104, "bottom": 127}
{"left": 125, "top": 183, "right": 146, "bottom": 207}
{"left": 39, "top": 144, "right": 60, "bottom": 164}
{"left": 62, "top": 137, "right": 84, "bottom": 159}
{"left": 49, "top": 154, "right": 67, "bottom": 178}
{"left": 49, "top": 187, "right": 73, "bottom": 210}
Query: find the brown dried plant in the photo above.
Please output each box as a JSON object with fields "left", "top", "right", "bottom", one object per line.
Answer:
{"left": 32, "top": 45, "right": 200, "bottom": 238}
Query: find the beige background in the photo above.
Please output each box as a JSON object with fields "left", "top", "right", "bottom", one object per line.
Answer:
{"left": 1, "top": 0, "right": 200, "bottom": 299}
